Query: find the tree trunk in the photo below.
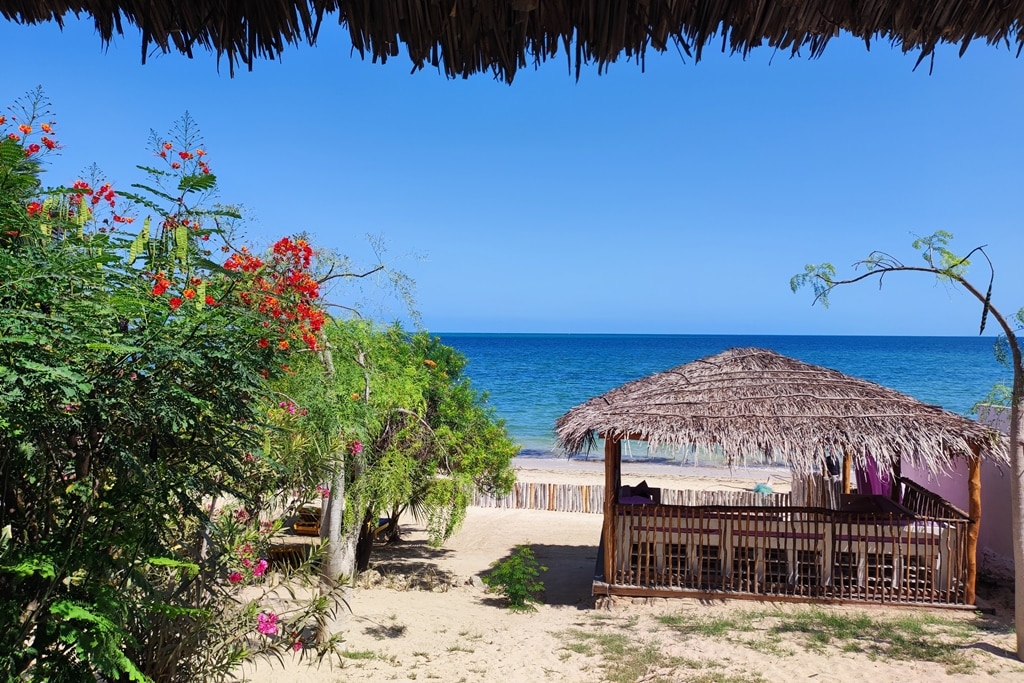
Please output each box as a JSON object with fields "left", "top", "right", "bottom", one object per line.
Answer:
{"left": 319, "top": 466, "right": 352, "bottom": 589}
{"left": 1009, "top": 394, "right": 1024, "bottom": 659}
{"left": 355, "top": 510, "right": 375, "bottom": 571}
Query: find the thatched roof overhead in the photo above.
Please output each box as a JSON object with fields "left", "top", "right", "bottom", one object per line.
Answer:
{"left": 555, "top": 347, "right": 1007, "bottom": 476}
{"left": 3, "top": 1, "right": 1023, "bottom": 80}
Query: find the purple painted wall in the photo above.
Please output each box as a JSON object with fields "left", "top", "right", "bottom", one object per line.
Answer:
{"left": 899, "top": 406, "right": 1013, "bottom": 581}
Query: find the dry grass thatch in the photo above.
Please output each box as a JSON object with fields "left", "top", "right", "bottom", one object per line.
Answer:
{"left": 555, "top": 347, "right": 1008, "bottom": 477}
{"left": 2, "top": 1, "right": 1022, "bottom": 80}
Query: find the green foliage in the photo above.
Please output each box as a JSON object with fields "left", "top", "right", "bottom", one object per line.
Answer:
{"left": 0, "top": 90, "right": 343, "bottom": 682}
{"left": 911, "top": 229, "right": 970, "bottom": 278}
{"left": 482, "top": 545, "right": 547, "bottom": 612}
{"left": 282, "top": 320, "right": 518, "bottom": 557}
{"left": 789, "top": 262, "right": 836, "bottom": 307}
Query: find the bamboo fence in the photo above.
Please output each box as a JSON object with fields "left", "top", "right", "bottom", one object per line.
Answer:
{"left": 472, "top": 482, "right": 790, "bottom": 514}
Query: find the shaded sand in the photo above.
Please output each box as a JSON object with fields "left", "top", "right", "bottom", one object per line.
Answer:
{"left": 242, "top": 460, "right": 1019, "bottom": 683}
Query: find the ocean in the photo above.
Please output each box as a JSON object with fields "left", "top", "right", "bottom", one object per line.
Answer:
{"left": 437, "top": 334, "right": 1011, "bottom": 461}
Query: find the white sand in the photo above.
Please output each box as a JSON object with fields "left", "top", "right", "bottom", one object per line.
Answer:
{"left": 241, "top": 459, "right": 1020, "bottom": 683}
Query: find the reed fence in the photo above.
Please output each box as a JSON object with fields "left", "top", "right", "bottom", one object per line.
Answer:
{"left": 472, "top": 482, "right": 790, "bottom": 513}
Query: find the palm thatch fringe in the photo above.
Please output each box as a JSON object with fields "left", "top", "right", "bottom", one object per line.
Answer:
{"left": 555, "top": 347, "right": 1007, "bottom": 478}
{"left": 2, "top": 1, "right": 1022, "bottom": 79}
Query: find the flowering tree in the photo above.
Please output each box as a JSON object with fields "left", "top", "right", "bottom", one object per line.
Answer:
{"left": 0, "top": 89, "right": 343, "bottom": 681}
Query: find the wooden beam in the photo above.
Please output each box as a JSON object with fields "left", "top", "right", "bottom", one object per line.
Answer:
{"left": 966, "top": 446, "right": 982, "bottom": 605}
{"left": 591, "top": 583, "right": 976, "bottom": 610}
{"left": 602, "top": 437, "right": 620, "bottom": 585}
{"left": 842, "top": 448, "right": 852, "bottom": 494}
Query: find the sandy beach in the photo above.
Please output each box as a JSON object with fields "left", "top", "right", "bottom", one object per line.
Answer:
{"left": 242, "top": 458, "right": 1020, "bottom": 683}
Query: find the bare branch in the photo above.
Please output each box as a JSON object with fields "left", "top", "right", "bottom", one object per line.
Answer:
{"left": 318, "top": 264, "right": 384, "bottom": 284}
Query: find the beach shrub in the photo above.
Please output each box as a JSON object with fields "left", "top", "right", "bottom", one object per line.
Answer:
{"left": 0, "top": 88, "right": 345, "bottom": 681}
{"left": 280, "top": 318, "right": 518, "bottom": 581}
{"left": 483, "top": 544, "right": 547, "bottom": 612}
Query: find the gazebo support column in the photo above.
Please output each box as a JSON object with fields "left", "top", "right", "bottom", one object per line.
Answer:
{"left": 966, "top": 446, "right": 982, "bottom": 605}
{"left": 602, "top": 436, "right": 621, "bottom": 585}
{"left": 842, "top": 448, "right": 852, "bottom": 494}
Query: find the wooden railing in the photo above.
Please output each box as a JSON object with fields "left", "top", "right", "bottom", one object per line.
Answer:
{"left": 899, "top": 477, "right": 970, "bottom": 522}
{"left": 609, "top": 503, "right": 970, "bottom": 605}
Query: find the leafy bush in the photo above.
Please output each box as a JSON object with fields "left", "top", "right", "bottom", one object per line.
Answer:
{"left": 482, "top": 545, "right": 547, "bottom": 612}
{"left": 0, "top": 88, "right": 342, "bottom": 681}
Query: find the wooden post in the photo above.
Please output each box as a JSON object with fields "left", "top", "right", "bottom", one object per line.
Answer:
{"left": 890, "top": 454, "right": 902, "bottom": 502}
{"left": 966, "top": 446, "right": 982, "bottom": 605}
{"left": 602, "top": 435, "right": 620, "bottom": 585}
{"left": 841, "top": 447, "right": 852, "bottom": 495}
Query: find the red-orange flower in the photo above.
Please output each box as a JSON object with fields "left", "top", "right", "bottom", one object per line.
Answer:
{"left": 278, "top": 340, "right": 289, "bottom": 351}
{"left": 183, "top": 288, "right": 196, "bottom": 300}
{"left": 168, "top": 297, "right": 183, "bottom": 311}
{"left": 26, "top": 202, "right": 42, "bottom": 216}
{"left": 205, "top": 294, "right": 216, "bottom": 306}
{"left": 257, "top": 338, "right": 270, "bottom": 349}
{"left": 18, "top": 124, "right": 31, "bottom": 135}
{"left": 40, "top": 123, "right": 52, "bottom": 133}
{"left": 171, "top": 162, "right": 181, "bottom": 169}
{"left": 162, "top": 141, "right": 172, "bottom": 150}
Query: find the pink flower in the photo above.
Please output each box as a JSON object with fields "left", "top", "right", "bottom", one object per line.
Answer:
{"left": 292, "top": 640, "right": 303, "bottom": 652}
{"left": 228, "top": 572, "right": 243, "bottom": 584}
{"left": 253, "top": 558, "right": 268, "bottom": 577}
{"left": 316, "top": 484, "right": 330, "bottom": 498}
{"left": 348, "top": 439, "right": 363, "bottom": 455}
{"left": 242, "top": 558, "right": 252, "bottom": 568}
{"left": 256, "top": 612, "right": 278, "bottom": 636}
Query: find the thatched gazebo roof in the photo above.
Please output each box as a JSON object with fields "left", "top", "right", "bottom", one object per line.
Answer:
{"left": 3, "top": 1, "right": 1023, "bottom": 80}
{"left": 555, "top": 347, "right": 1007, "bottom": 477}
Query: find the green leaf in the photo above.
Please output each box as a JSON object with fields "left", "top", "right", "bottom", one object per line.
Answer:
{"left": 134, "top": 165, "right": 172, "bottom": 177}
{"left": 84, "top": 342, "right": 145, "bottom": 354}
{"left": 1, "top": 556, "right": 56, "bottom": 579}
{"left": 126, "top": 183, "right": 179, "bottom": 206}
{"left": 146, "top": 556, "right": 200, "bottom": 579}
{"left": 178, "top": 173, "right": 217, "bottom": 193}
{"left": 18, "top": 358, "right": 90, "bottom": 386}
{"left": 117, "top": 190, "right": 167, "bottom": 216}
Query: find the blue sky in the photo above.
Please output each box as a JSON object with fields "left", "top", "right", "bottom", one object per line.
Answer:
{"left": 2, "top": 18, "right": 1021, "bottom": 336}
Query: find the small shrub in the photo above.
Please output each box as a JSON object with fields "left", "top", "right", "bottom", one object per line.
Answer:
{"left": 482, "top": 545, "right": 547, "bottom": 612}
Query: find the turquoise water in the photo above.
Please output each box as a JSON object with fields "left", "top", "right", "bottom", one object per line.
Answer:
{"left": 437, "top": 334, "right": 1011, "bottom": 458}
